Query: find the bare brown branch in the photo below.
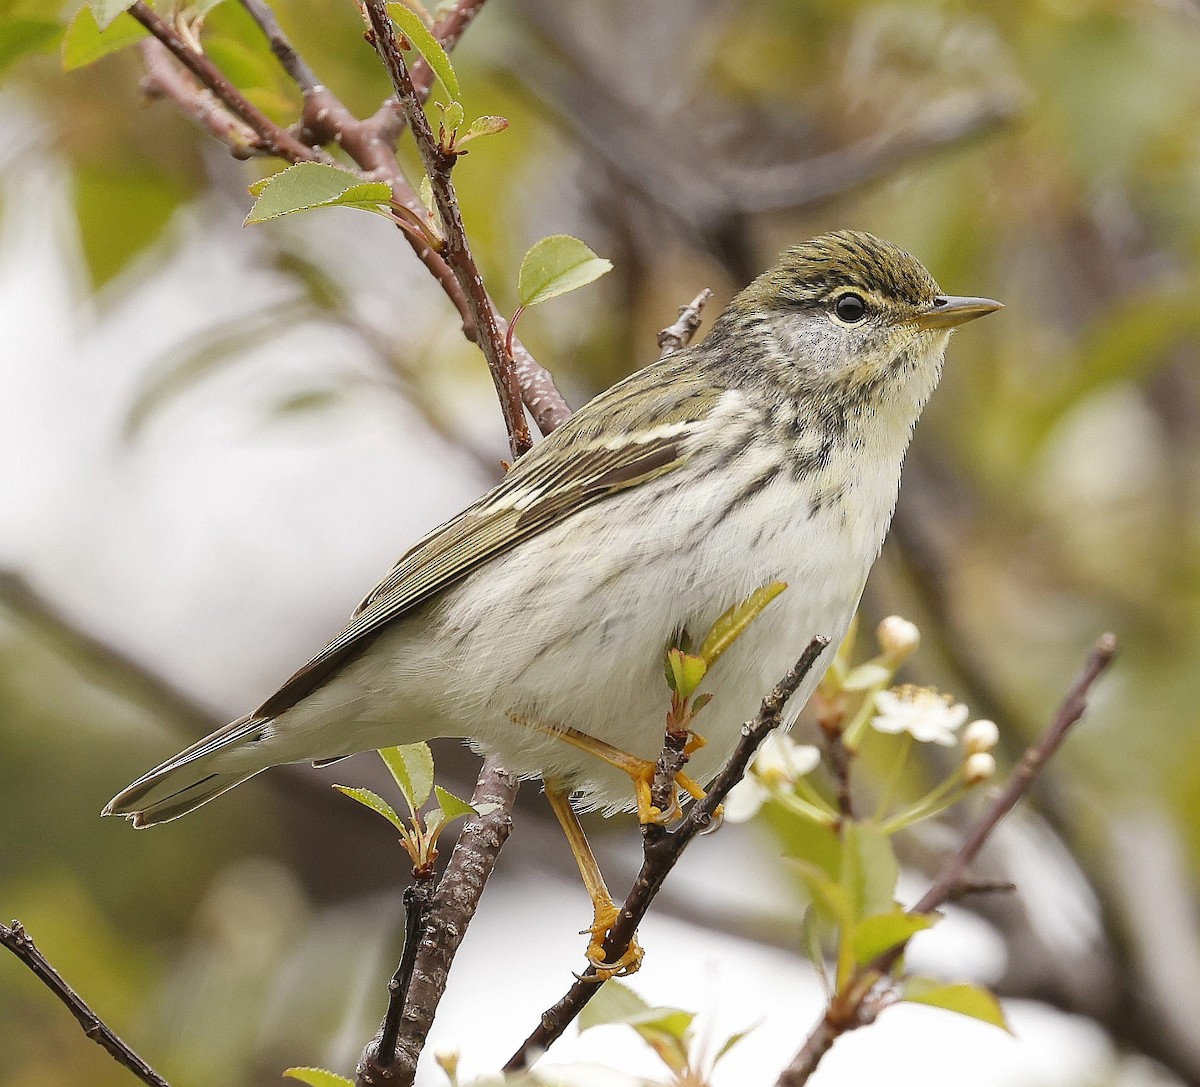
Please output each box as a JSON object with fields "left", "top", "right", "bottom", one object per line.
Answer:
{"left": 1, "top": 921, "right": 170, "bottom": 1087}
{"left": 357, "top": 758, "right": 518, "bottom": 1086}
{"left": 362, "top": 0, "right": 531, "bottom": 458}
{"left": 504, "top": 636, "right": 831, "bottom": 1074}
{"left": 774, "top": 633, "right": 1119, "bottom": 1087}
{"left": 657, "top": 288, "right": 713, "bottom": 359}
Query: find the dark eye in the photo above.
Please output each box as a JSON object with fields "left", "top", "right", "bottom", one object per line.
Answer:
{"left": 834, "top": 292, "right": 867, "bottom": 323}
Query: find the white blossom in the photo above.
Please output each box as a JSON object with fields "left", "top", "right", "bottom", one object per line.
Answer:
{"left": 870, "top": 686, "right": 969, "bottom": 746}
{"left": 722, "top": 733, "right": 821, "bottom": 823}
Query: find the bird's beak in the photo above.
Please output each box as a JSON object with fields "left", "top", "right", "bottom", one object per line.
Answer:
{"left": 913, "top": 295, "right": 1003, "bottom": 330}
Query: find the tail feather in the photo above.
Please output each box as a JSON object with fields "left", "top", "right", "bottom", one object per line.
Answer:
{"left": 104, "top": 714, "right": 269, "bottom": 828}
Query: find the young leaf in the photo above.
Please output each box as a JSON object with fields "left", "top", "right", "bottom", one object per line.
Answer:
{"left": 458, "top": 115, "right": 509, "bottom": 145}
{"left": 284, "top": 1069, "right": 355, "bottom": 1087}
{"left": 62, "top": 6, "right": 146, "bottom": 70}
{"left": 840, "top": 820, "right": 898, "bottom": 921}
{"left": 433, "top": 785, "right": 477, "bottom": 824}
{"left": 90, "top": 0, "right": 135, "bottom": 31}
{"left": 385, "top": 2, "right": 460, "bottom": 100}
{"left": 699, "top": 582, "right": 788, "bottom": 667}
{"left": 332, "top": 786, "right": 407, "bottom": 834}
{"left": 851, "top": 909, "right": 933, "bottom": 965}
{"left": 790, "top": 860, "right": 855, "bottom": 931}
{"left": 901, "top": 979, "right": 1010, "bottom": 1032}
{"left": 714, "top": 1021, "right": 761, "bottom": 1065}
{"left": 244, "top": 163, "right": 393, "bottom": 225}
{"left": 666, "top": 648, "right": 707, "bottom": 698}
{"left": 438, "top": 100, "right": 464, "bottom": 132}
{"left": 579, "top": 979, "right": 651, "bottom": 1030}
{"left": 517, "top": 235, "right": 612, "bottom": 308}
{"left": 379, "top": 744, "right": 435, "bottom": 814}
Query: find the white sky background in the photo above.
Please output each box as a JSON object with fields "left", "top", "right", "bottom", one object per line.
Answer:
{"left": 0, "top": 98, "right": 1160, "bottom": 1087}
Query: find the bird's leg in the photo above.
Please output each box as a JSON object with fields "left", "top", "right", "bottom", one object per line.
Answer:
{"left": 508, "top": 712, "right": 703, "bottom": 825}
{"left": 544, "top": 785, "right": 643, "bottom": 979}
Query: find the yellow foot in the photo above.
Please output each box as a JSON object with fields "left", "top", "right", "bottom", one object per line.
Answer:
{"left": 508, "top": 711, "right": 709, "bottom": 825}
{"left": 583, "top": 900, "right": 644, "bottom": 979}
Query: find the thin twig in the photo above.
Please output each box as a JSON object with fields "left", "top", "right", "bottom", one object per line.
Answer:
{"left": 1, "top": 921, "right": 170, "bottom": 1087}
{"left": 363, "top": 0, "right": 531, "bottom": 459}
{"left": 357, "top": 758, "right": 518, "bottom": 1087}
{"left": 657, "top": 288, "right": 713, "bottom": 359}
{"left": 367, "top": 0, "right": 493, "bottom": 146}
{"left": 138, "top": 40, "right": 259, "bottom": 158}
{"left": 774, "top": 633, "right": 1119, "bottom": 1087}
{"left": 504, "top": 636, "right": 830, "bottom": 1073}
{"left": 127, "top": 2, "right": 329, "bottom": 164}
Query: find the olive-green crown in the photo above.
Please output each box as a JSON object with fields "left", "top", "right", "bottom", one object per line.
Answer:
{"left": 735, "top": 230, "right": 941, "bottom": 313}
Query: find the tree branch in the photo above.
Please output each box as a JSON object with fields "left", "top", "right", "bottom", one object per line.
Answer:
{"left": 774, "top": 633, "right": 1119, "bottom": 1087}
{"left": 362, "top": 0, "right": 531, "bottom": 458}
{"left": 656, "top": 288, "right": 713, "bottom": 359}
{"left": 504, "top": 636, "right": 831, "bottom": 1073}
{"left": 127, "top": 2, "right": 330, "bottom": 164}
{"left": 357, "top": 758, "right": 518, "bottom": 1086}
{"left": 1, "top": 920, "right": 170, "bottom": 1087}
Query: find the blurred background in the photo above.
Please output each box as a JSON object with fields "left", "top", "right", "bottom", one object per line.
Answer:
{"left": 2, "top": 0, "right": 1199, "bottom": 1084}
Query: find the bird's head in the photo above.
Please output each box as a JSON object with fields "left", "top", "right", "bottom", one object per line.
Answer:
{"left": 723, "top": 230, "right": 1001, "bottom": 405}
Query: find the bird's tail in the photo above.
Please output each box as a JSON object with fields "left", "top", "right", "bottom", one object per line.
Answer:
{"left": 103, "top": 714, "right": 269, "bottom": 828}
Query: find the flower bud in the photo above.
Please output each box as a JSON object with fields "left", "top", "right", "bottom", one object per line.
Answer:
{"left": 876, "top": 616, "right": 920, "bottom": 663}
{"left": 963, "top": 719, "right": 1000, "bottom": 754}
{"left": 963, "top": 752, "right": 997, "bottom": 785}
{"left": 434, "top": 1046, "right": 460, "bottom": 1083}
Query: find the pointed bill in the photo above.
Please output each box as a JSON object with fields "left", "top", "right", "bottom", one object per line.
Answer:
{"left": 913, "top": 295, "right": 1003, "bottom": 330}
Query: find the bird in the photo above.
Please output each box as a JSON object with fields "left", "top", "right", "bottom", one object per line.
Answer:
{"left": 105, "top": 230, "right": 1000, "bottom": 973}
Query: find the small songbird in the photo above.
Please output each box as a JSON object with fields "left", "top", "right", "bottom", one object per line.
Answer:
{"left": 106, "top": 230, "right": 999, "bottom": 971}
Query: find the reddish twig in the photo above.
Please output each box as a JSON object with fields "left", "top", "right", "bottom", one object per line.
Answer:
{"left": 362, "top": 0, "right": 532, "bottom": 458}
{"left": 127, "top": 2, "right": 329, "bottom": 164}
{"left": 1, "top": 920, "right": 170, "bottom": 1087}
{"left": 504, "top": 636, "right": 831, "bottom": 1074}
{"left": 774, "top": 633, "right": 1119, "bottom": 1087}
{"left": 138, "top": 40, "right": 259, "bottom": 158}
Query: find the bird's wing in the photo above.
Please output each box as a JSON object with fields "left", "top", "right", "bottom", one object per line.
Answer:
{"left": 254, "top": 355, "right": 724, "bottom": 719}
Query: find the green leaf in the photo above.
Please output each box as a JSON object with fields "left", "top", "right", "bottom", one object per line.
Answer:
{"left": 517, "top": 235, "right": 613, "bottom": 308}
{"left": 458, "top": 115, "right": 509, "bottom": 145}
{"left": 714, "top": 1022, "right": 760, "bottom": 1065}
{"left": 438, "top": 100, "right": 464, "bottom": 132}
{"left": 791, "top": 860, "right": 854, "bottom": 931}
{"left": 433, "top": 785, "right": 477, "bottom": 823}
{"left": 699, "top": 582, "right": 788, "bottom": 667}
{"left": 379, "top": 744, "right": 435, "bottom": 815}
{"left": 840, "top": 820, "right": 898, "bottom": 921}
{"left": 0, "top": 18, "right": 62, "bottom": 74}
{"left": 89, "top": 0, "right": 135, "bottom": 31}
{"left": 665, "top": 648, "right": 707, "bottom": 697}
{"left": 284, "top": 1069, "right": 355, "bottom": 1087}
{"left": 851, "top": 910, "right": 933, "bottom": 965}
{"left": 244, "top": 163, "right": 393, "bottom": 225}
{"left": 332, "top": 786, "right": 407, "bottom": 834}
{"left": 385, "top": 2, "right": 460, "bottom": 100}
{"left": 62, "top": 6, "right": 146, "bottom": 70}
{"left": 577, "top": 981, "right": 694, "bottom": 1077}
{"left": 579, "top": 979, "right": 650, "bottom": 1030}
{"left": 901, "top": 979, "right": 1010, "bottom": 1032}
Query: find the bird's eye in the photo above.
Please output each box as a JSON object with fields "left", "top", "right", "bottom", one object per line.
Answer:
{"left": 833, "top": 293, "right": 868, "bottom": 323}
